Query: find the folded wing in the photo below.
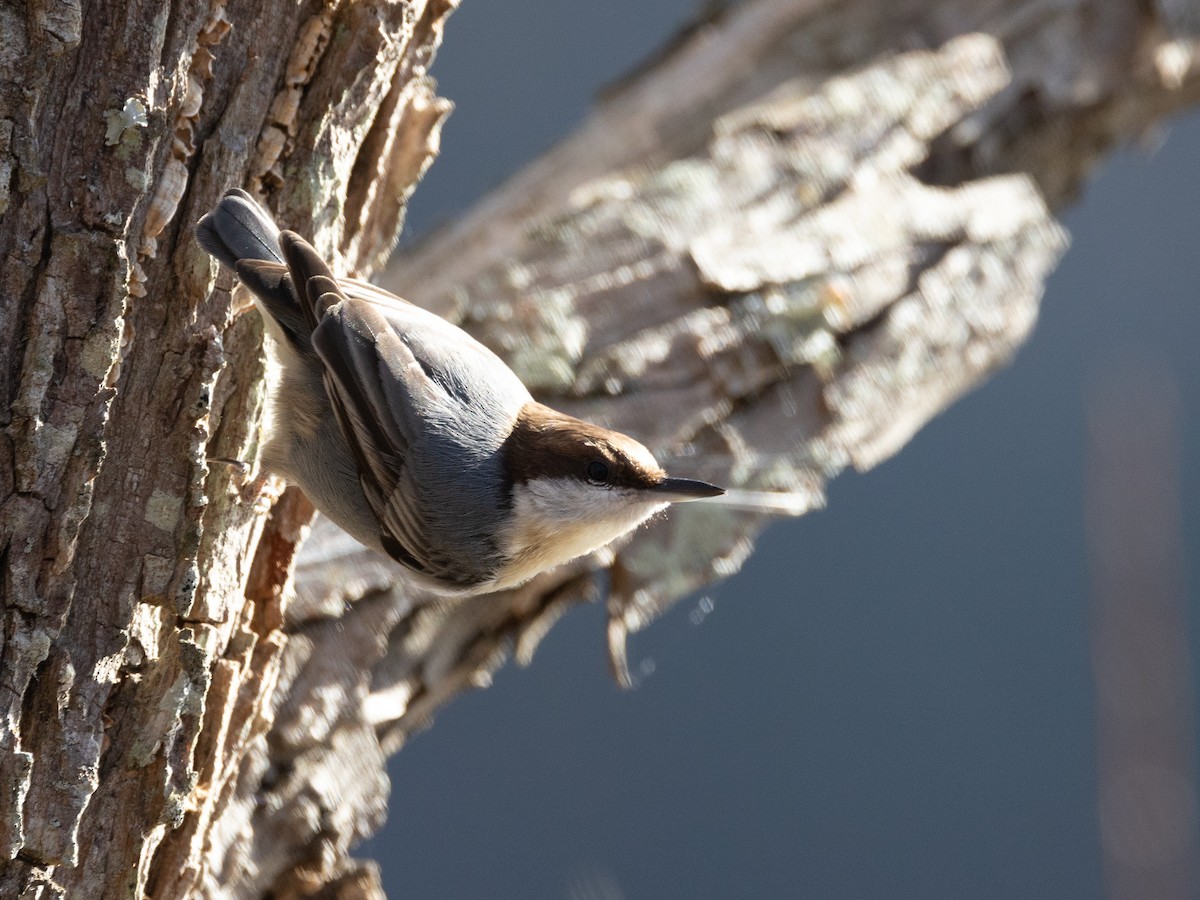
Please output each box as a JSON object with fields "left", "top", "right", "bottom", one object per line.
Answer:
{"left": 275, "top": 232, "right": 528, "bottom": 588}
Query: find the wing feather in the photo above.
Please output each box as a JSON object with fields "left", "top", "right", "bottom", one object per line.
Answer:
{"left": 277, "top": 232, "right": 516, "bottom": 588}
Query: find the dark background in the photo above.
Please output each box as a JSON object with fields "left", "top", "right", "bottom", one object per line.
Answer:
{"left": 360, "top": 2, "right": 1200, "bottom": 897}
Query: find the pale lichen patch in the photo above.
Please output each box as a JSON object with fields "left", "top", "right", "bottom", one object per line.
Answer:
{"left": 35, "top": 0, "right": 82, "bottom": 49}
{"left": 81, "top": 327, "right": 120, "bottom": 381}
{"left": 144, "top": 489, "right": 184, "bottom": 532}
{"left": 103, "top": 97, "right": 148, "bottom": 146}
{"left": 126, "top": 601, "right": 167, "bottom": 667}
{"left": 124, "top": 165, "right": 150, "bottom": 193}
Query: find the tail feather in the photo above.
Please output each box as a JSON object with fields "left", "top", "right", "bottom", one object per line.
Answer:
{"left": 234, "top": 259, "right": 316, "bottom": 354}
{"left": 195, "top": 188, "right": 283, "bottom": 269}
{"left": 279, "top": 230, "right": 347, "bottom": 328}
{"left": 197, "top": 191, "right": 313, "bottom": 355}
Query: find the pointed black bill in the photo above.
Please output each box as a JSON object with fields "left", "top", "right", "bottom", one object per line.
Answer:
{"left": 653, "top": 476, "right": 726, "bottom": 502}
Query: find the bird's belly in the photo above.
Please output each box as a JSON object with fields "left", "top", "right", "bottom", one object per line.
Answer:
{"left": 262, "top": 410, "right": 384, "bottom": 555}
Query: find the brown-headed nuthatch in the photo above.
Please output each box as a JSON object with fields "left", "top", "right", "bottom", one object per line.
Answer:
{"left": 196, "top": 190, "right": 724, "bottom": 594}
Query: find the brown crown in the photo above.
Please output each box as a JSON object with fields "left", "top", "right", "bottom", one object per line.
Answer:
{"left": 500, "top": 401, "right": 666, "bottom": 491}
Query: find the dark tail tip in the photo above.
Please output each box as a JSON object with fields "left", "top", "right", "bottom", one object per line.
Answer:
{"left": 195, "top": 189, "right": 283, "bottom": 270}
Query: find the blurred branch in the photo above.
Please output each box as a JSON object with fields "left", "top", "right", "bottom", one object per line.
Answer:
{"left": 1085, "top": 368, "right": 1199, "bottom": 900}
{"left": 223, "top": 0, "right": 1200, "bottom": 895}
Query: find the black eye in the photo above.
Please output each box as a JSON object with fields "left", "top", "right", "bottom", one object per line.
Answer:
{"left": 586, "top": 461, "right": 610, "bottom": 484}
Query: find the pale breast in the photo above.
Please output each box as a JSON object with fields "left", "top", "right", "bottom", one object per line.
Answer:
{"left": 496, "top": 477, "right": 667, "bottom": 589}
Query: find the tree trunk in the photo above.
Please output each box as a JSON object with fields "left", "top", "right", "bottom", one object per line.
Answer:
{"left": 0, "top": 1, "right": 453, "bottom": 896}
{"left": 1, "top": 0, "right": 1198, "bottom": 898}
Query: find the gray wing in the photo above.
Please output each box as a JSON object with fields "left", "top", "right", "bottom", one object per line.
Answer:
{"left": 277, "top": 233, "right": 529, "bottom": 587}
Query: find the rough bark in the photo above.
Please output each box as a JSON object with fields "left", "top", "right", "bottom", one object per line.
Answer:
{"left": 303, "top": 0, "right": 1200, "bottom": 893}
{"left": 1, "top": 0, "right": 1198, "bottom": 899}
{"left": 0, "top": 0, "right": 453, "bottom": 897}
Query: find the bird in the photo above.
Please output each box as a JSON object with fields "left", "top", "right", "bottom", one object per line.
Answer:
{"left": 195, "top": 189, "right": 725, "bottom": 595}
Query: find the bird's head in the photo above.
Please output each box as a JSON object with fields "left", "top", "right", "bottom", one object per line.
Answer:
{"left": 496, "top": 402, "right": 724, "bottom": 587}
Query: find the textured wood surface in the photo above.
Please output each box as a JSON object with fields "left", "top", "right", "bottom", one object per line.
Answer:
{"left": 281, "top": 0, "right": 1200, "bottom": 894}
{"left": 2, "top": 0, "right": 1199, "bottom": 897}
{"left": 0, "top": 0, "right": 452, "bottom": 896}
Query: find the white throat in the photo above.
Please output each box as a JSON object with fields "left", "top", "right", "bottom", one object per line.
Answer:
{"left": 498, "top": 477, "right": 667, "bottom": 589}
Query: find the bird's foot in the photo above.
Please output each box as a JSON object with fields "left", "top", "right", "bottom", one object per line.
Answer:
{"left": 209, "top": 458, "right": 281, "bottom": 513}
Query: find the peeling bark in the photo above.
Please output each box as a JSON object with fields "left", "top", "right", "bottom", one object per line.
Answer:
{"left": 1, "top": 0, "right": 1198, "bottom": 898}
